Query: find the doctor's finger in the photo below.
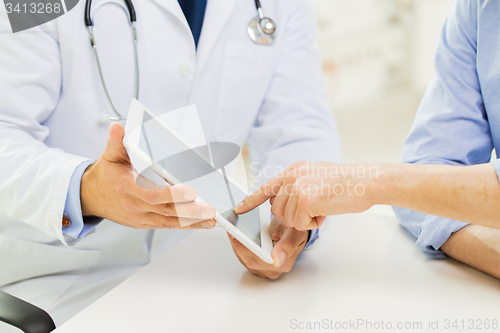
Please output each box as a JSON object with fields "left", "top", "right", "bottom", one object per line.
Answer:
{"left": 138, "top": 184, "right": 198, "bottom": 205}
{"left": 234, "top": 175, "right": 286, "bottom": 214}
{"left": 179, "top": 218, "right": 217, "bottom": 230}
{"left": 269, "top": 217, "right": 286, "bottom": 242}
{"left": 135, "top": 173, "right": 161, "bottom": 190}
{"left": 146, "top": 213, "right": 216, "bottom": 230}
{"left": 152, "top": 202, "right": 216, "bottom": 220}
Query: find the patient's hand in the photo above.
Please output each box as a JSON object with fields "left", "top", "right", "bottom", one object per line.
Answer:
{"left": 441, "top": 224, "right": 500, "bottom": 279}
{"left": 228, "top": 217, "right": 308, "bottom": 280}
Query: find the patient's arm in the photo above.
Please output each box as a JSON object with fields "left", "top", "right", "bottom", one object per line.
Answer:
{"left": 441, "top": 224, "right": 500, "bottom": 279}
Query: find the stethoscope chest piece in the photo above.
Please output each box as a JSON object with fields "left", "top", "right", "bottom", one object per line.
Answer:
{"left": 248, "top": 16, "right": 276, "bottom": 45}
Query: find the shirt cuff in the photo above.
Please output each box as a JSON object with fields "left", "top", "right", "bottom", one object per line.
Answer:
{"left": 63, "top": 161, "right": 102, "bottom": 239}
{"left": 304, "top": 228, "right": 319, "bottom": 249}
{"left": 492, "top": 159, "right": 500, "bottom": 183}
{"left": 394, "top": 206, "right": 469, "bottom": 259}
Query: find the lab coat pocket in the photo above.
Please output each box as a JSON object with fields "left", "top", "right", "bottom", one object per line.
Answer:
{"left": 215, "top": 42, "right": 281, "bottom": 142}
{"left": 0, "top": 235, "right": 101, "bottom": 287}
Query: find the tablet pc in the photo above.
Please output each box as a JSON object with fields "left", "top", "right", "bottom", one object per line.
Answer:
{"left": 123, "top": 99, "right": 273, "bottom": 264}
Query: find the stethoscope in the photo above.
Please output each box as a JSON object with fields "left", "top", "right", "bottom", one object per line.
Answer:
{"left": 85, "top": 0, "right": 276, "bottom": 123}
{"left": 248, "top": 0, "right": 276, "bottom": 46}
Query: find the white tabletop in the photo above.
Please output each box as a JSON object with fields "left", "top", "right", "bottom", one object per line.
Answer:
{"left": 55, "top": 209, "right": 500, "bottom": 333}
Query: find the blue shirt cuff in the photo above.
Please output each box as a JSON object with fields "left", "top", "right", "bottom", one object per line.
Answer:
{"left": 304, "top": 228, "right": 319, "bottom": 249}
{"left": 63, "top": 161, "right": 102, "bottom": 239}
{"left": 394, "top": 206, "right": 469, "bottom": 259}
{"left": 492, "top": 159, "right": 500, "bottom": 183}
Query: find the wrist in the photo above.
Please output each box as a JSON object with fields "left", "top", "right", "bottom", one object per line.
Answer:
{"left": 80, "top": 163, "right": 97, "bottom": 217}
{"left": 368, "top": 164, "right": 399, "bottom": 206}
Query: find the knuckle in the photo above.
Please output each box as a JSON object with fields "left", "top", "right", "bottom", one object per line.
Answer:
{"left": 246, "top": 260, "right": 261, "bottom": 270}
{"left": 141, "top": 223, "right": 152, "bottom": 229}
{"left": 270, "top": 232, "right": 281, "bottom": 241}
{"left": 288, "top": 161, "right": 307, "bottom": 175}
{"left": 162, "top": 217, "right": 174, "bottom": 229}
{"left": 290, "top": 161, "right": 306, "bottom": 169}
{"left": 287, "top": 173, "right": 298, "bottom": 184}
{"left": 251, "top": 270, "right": 266, "bottom": 279}
{"left": 163, "top": 204, "right": 173, "bottom": 216}
{"left": 295, "top": 177, "right": 306, "bottom": 188}
{"left": 266, "top": 272, "right": 282, "bottom": 280}
{"left": 135, "top": 219, "right": 150, "bottom": 229}
{"left": 298, "top": 166, "right": 308, "bottom": 177}
{"left": 164, "top": 187, "right": 174, "bottom": 199}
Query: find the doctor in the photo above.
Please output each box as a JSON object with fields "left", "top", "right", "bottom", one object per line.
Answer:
{"left": 0, "top": 0, "right": 342, "bottom": 327}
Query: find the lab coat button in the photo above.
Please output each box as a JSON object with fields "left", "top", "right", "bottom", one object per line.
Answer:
{"left": 177, "top": 63, "right": 191, "bottom": 77}
{"left": 62, "top": 216, "right": 71, "bottom": 228}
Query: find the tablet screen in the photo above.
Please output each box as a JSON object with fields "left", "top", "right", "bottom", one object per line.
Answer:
{"left": 138, "top": 112, "right": 261, "bottom": 246}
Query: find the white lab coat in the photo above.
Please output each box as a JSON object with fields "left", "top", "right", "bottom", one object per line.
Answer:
{"left": 0, "top": 0, "right": 342, "bottom": 328}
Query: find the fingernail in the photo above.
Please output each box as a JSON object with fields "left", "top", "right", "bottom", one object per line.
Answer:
{"left": 184, "top": 192, "right": 197, "bottom": 201}
{"left": 234, "top": 202, "right": 243, "bottom": 213}
{"left": 202, "top": 210, "right": 215, "bottom": 220}
{"left": 202, "top": 221, "right": 214, "bottom": 229}
{"left": 273, "top": 251, "right": 286, "bottom": 268}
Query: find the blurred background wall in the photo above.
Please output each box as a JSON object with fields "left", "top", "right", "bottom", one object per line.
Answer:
{"left": 311, "top": 0, "right": 454, "bottom": 164}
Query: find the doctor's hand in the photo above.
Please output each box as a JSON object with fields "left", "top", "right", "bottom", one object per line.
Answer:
{"left": 80, "top": 123, "right": 217, "bottom": 230}
{"left": 234, "top": 161, "right": 376, "bottom": 230}
{"left": 228, "top": 217, "right": 308, "bottom": 280}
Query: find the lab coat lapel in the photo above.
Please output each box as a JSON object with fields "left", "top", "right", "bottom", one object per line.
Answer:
{"left": 150, "top": 0, "right": 191, "bottom": 33}
{"left": 196, "top": 0, "right": 238, "bottom": 72}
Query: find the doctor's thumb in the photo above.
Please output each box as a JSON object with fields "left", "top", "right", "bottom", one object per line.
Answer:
{"left": 271, "top": 241, "right": 289, "bottom": 268}
{"left": 104, "top": 123, "right": 130, "bottom": 164}
{"left": 271, "top": 226, "right": 292, "bottom": 268}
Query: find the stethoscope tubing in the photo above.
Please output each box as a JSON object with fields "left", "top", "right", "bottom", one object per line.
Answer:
{"left": 85, "top": 0, "right": 136, "bottom": 26}
{"left": 86, "top": 0, "right": 139, "bottom": 121}
{"left": 88, "top": 0, "right": 274, "bottom": 122}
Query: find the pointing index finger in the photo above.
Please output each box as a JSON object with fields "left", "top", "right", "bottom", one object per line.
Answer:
{"left": 234, "top": 174, "right": 285, "bottom": 214}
